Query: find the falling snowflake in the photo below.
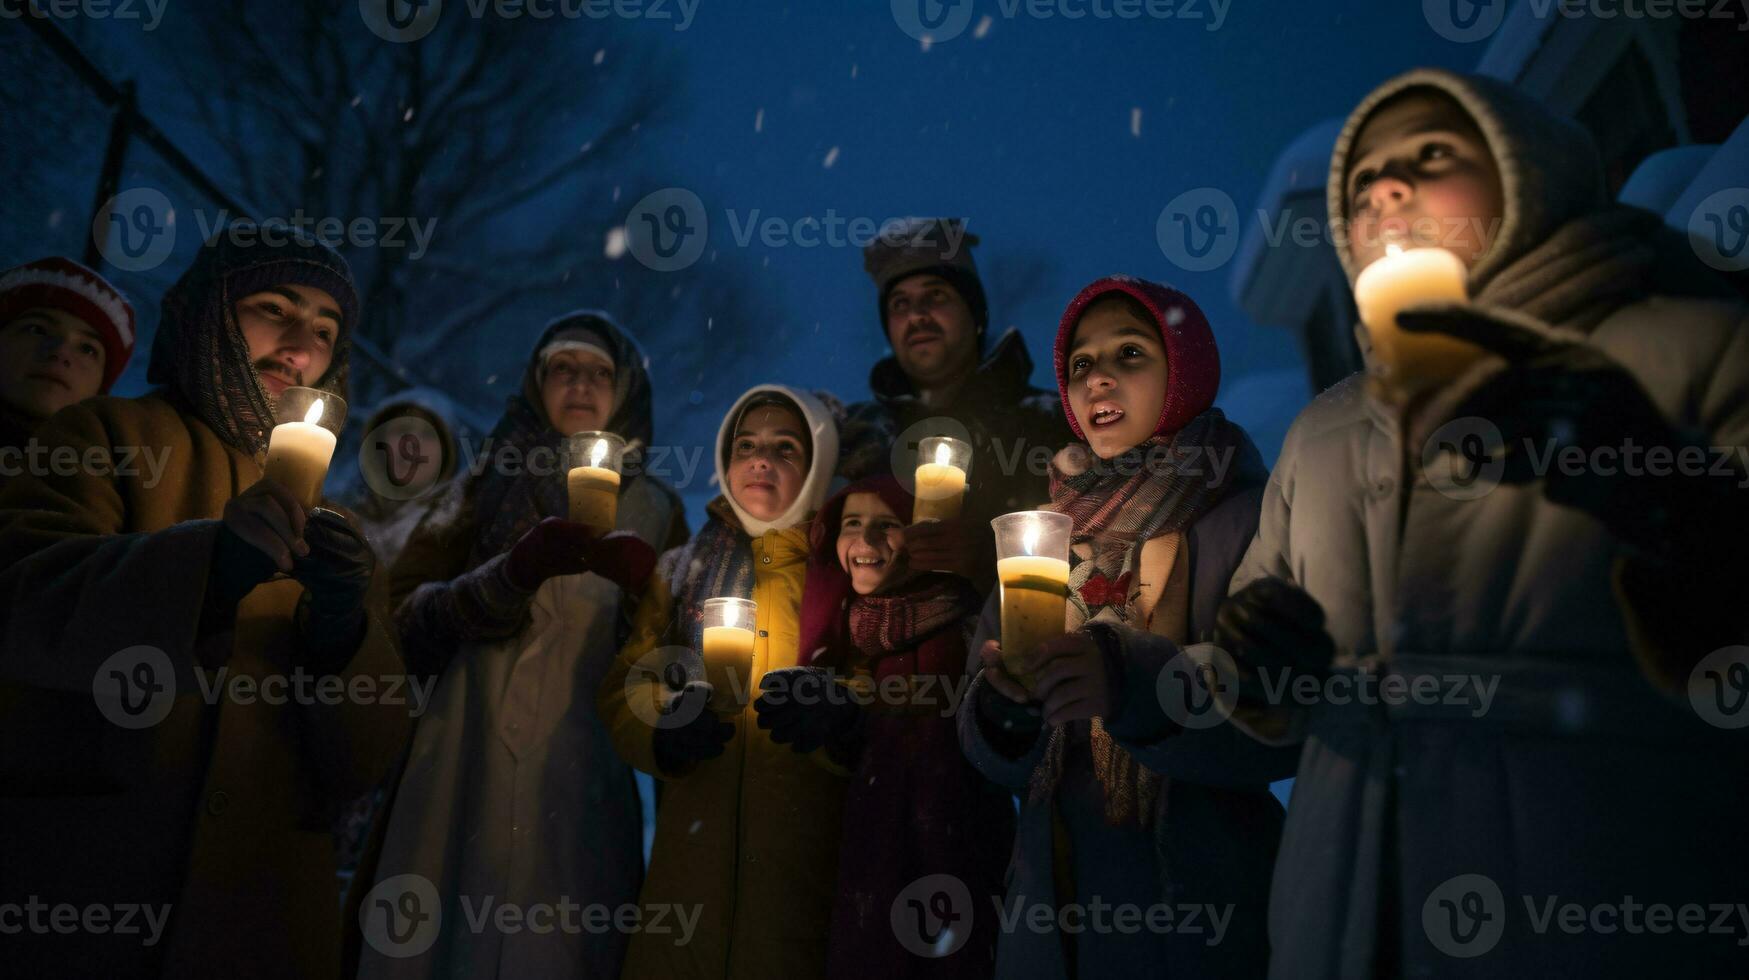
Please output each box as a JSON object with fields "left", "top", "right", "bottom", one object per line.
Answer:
{"left": 754, "top": 108, "right": 764, "bottom": 133}
{"left": 1165, "top": 306, "right": 1185, "bottom": 326}
{"left": 403, "top": 107, "right": 415, "bottom": 122}
{"left": 594, "top": 49, "right": 606, "bottom": 65}
{"left": 1131, "top": 107, "right": 1142, "bottom": 137}
{"left": 605, "top": 227, "right": 628, "bottom": 259}
{"left": 823, "top": 146, "right": 840, "bottom": 168}
{"left": 973, "top": 15, "right": 993, "bottom": 38}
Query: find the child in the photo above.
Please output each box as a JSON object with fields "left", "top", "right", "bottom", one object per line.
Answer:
{"left": 598, "top": 384, "right": 843, "bottom": 979}
{"left": 956, "top": 275, "right": 1298, "bottom": 979}
{"left": 1224, "top": 69, "right": 1749, "bottom": 978}
{"left": 0, "top": 257, "right": 135, "bottom": 479}
{"left": 753, "top": 473, "right": 1014, "bottom": 979}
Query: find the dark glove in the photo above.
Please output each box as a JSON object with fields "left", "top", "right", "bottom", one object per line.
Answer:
{"left": 1214, "top": 578, "right": 1335, "bottom": 705}
{"left": 974, "top": 671, "right": 1044, "bottom": 751}
{"left": 1398, "top": 304, "right": 1740, "bottom": 561}
{"left": 754, "top": 666, "right": 866, "bottom": 764}
{"left": 652, "top": 681, "right": 734, "bottom": 774}
{"left": 505, "top": 519, "right": 658, "bottom": 594}
{"left": 290, "top": 508, "right": 375, "bottom": 669}
{"left": 208, "top": 521, "right": 282, "bottom": 608}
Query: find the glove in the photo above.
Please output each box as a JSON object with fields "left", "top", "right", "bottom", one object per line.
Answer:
{"left": 505, "top": 518, "right": 657, "bottom": 594}
{"left": 1398, "top": 304, "right": 1739, "bottom": 561}
{"left": 290, "top": 508, "right": 376, "bottom": 670}
{"left": 975, "top": 673, "right": 1044, "bottom": 742}
{"left": 1214, "top": 578, "right": 1335, "bottom": 704}
{"left": 753, "top": 666, "right": 866, "bottom": 764}
{"left": 651, "top": 681, "right": 735, "bottom": 774}
{"left": 208, "top": 520, "right": 282, "bottom": 608}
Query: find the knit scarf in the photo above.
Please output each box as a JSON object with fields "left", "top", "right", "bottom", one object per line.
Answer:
{"left": 665, "top": 497, "right": 758, "bottom": 654}
{"left": 464, "top": 394, "right": 570, "bottom": 570}
{"left": 1028, "top": 408, "right": 1254, "bottom": 827}
{"left": 847, "top": 574, "right": 981, "bottom": 663}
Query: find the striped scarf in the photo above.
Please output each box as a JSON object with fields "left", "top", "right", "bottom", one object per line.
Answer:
{"left": 1028, "top": 409, "right": 1254, "bottom": 826}
{"left": 662, "top": 497, "right": 758, "bottom": 654}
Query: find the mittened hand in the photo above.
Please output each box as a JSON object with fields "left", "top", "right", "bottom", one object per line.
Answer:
{"left": 1214, "top": 578, "right": 1335, "bottom": 698}
{"left": 505, "top": 517, "right": 594, "bottom": 591}
{"left": 583, "top": 531, "right": 658, "bottom": 596}
{"left": 753, "top": 666, "right": 865, "bottom": 758}
{"left": 896, "top": 518, "right": 991, "bottom": 581}
{"left": 290, "top": 509, "right": 376, "bottom": 667}
{"left": 1026, "top": 632, "right": 1116, "bottom": 727}
{"left": 652, "top": 681, "right": 735, "bottom": 774}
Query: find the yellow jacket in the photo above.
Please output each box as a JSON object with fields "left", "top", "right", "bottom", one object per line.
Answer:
{"left": 599, "top": 516, "right": 848, "bottom": 978}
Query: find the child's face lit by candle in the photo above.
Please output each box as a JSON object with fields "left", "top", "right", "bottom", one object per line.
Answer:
{"left": 1345, "top": 90, "right": 1504, "bottom": 273}
{"left": 836, "top": 492, "right": 910, "bottom": 595}
{"left": 237, "top": 284, "right": 340, "bottom": 400}
{"left": 0, "top": 308, "right": 106, "bottom": 419}
{"left": 541, "top": 349, "right": 615, "bottom": 436}
{"left": 727, "top": 403, "right": 809, "bottom": 521}
{"left": 1066, "top": 297, "right": 1169, "bottom": 459}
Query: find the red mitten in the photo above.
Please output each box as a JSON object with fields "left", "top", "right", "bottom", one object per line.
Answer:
{"left": 505, "top": 517, "right": 593, "bottom": 591}
{"left": 583, "top": 531, "right": 658, "bottom": 596}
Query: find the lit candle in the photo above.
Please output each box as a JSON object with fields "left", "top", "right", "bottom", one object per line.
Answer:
{"left": 992, "top": 512, "right": 1072, "bottom": 692}
{"left": 567, "top": 433, "right": 624, "bottom": 531}
{"left": 264, "top": 397, "right": 338, "bottom": 509}
{"left": 1352, "top": 243, "right": 1475, "bottom": 400}
{"left": 700, "top": 597, "right": 757, "bottom": 716}
{"left": 913, "top": 438, "right": 970, "bottom": 523}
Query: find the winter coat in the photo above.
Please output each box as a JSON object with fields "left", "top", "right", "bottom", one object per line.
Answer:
{"left": 839, "top": 328, "right": 1077, "bottom": 571}
{"left": 597, "top": 385, "right": 847, "bottom": 979}
{"left": 957, "top": 481, "right": 1296, "bottom": 980}
{"left": 1231, "top": 69, "right": 1749, "bottom": 979}
{"left": 0, "top": 402, "right": 38, "bottom": 495}
{"left": 0, "top": 391, "right": 411, "bottom": 980}
{"left": 359, "top": 312, "right": 687, "bottom": 980}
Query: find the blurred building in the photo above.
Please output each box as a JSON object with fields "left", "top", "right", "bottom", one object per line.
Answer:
{"left": 1233, "top": 3, "right": 1749, "bottom": 393}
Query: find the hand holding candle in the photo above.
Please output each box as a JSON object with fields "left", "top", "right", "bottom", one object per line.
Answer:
{"left": 992, "top": 511, "right": 1072, "bottom": 693}
{"left": 566, "top": 431, "right": 626, "bottom": 532}
{"left": 263, "top": 387, "right": 345, "bottom": 510}
{"left": 1352, "top": 242, "right": 1477, "bottom": 401}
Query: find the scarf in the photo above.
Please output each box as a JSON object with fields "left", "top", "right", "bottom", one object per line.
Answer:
{"left": 664, "top": 497, "right": 758, "bottom": 655}
{"left": 1028, "top": 408, "right": 1257, "bottom": 827}
{"left": 846, "top": 574, "right": 981, "bottom": 665}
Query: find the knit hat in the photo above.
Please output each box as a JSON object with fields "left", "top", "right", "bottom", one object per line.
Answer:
{"left": 1053, "top": 275, "right": 1222, "bottom": 442}
{"left": 862, "top": 217, "right": 988, "bottom": 338}
{"left": 0, "top": 257, "right": 136, "bottom": 393}
{"left": 1327, "top": 68, "right": 1607, "bottom": 294}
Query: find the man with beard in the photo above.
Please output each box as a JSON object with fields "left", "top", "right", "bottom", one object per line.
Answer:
{"left": 0, "top": 226, "right": 411, "bottom": 980}
{"left": 839, "top": 218, "right": 1074, "bottom": 590}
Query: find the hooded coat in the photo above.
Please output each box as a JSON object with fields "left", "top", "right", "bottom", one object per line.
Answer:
{"left": 597, "top": 384, "right": 847, "bottom": 979}
{"left": 1232, "top": 69, "right": 1749, "bottom": 979}
{"left": 0, "top": 229, "right": 409, "bottom": 980}
{"left": 360, "top": 312, "right": 687, "bottom": 980}
{"left": 957, "top": 277, "right": 1298, "bottom": 980}
{"left": 838, "top": 328, "right": 1077, "bottom": 564}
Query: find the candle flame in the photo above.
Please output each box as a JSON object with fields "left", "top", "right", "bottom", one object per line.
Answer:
{"left": 934, "top": 442, "right": 951, "bottom": 467}
{"left": 590, "top": 438, "right": 609, "bottom": 469}
{"left": 304, "top": 399, "right": 325, "bottom": 426}
{"left": 1022, "top": 522, "right": 1040, "bottom": 557}
{"left": 1385, "top": 242, "right": 1404, "bottom": 259}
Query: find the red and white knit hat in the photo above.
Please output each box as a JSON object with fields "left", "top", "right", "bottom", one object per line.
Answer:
{"left": 0, "top": 257, "right": 136, "bottom": 393}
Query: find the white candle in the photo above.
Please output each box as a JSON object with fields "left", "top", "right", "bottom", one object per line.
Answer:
{"left": 1352, "top": 244, "right": 1475, "bottom": 398}
{"left": 568, "top": 437, "right": 621, "bottom": 530}
{"left": 264, "top": 398, "right": 337, "bottom": 509}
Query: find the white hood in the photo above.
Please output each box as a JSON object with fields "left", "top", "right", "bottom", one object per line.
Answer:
{"left": 714, "top": 384, "right": 840, "bottom": 537}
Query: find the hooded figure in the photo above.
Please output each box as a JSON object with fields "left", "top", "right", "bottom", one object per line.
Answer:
{"left": 1227, "top": 69, "right": 1749, "bottom": 978}
{"left": 597, "top": 384, "right": 846, "bottom": 979}
{"left": 361, "top": 311, "right": 686, "bottom": 980}
{"left": 0, "top": 227, "right": 408, "bottom": 980}
{"left": 956, "top": 276, "right": 1297, "bottom": 980}
{"left": 782, "top": 474, "right": 1015, "bottom": 980}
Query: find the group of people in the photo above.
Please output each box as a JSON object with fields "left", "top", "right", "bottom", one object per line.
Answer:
{"left": 2, "top": 68, "right": 1745, "bottom": 980}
